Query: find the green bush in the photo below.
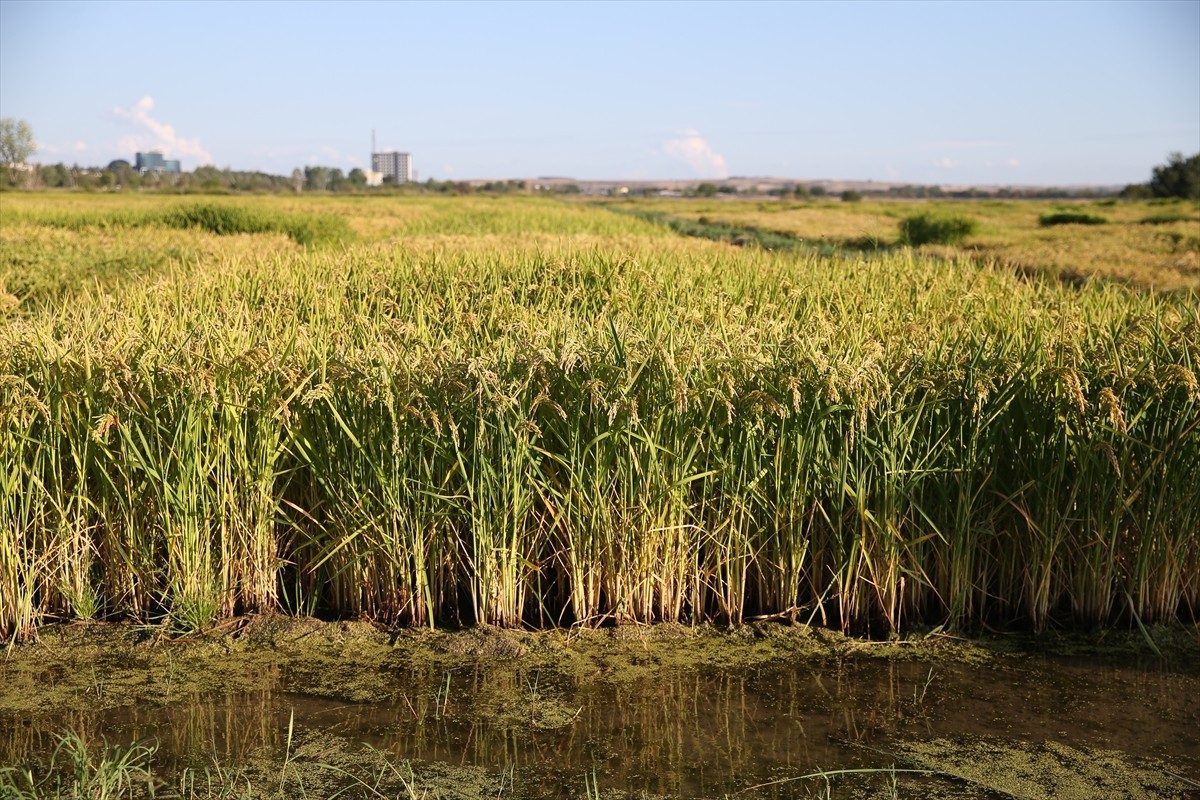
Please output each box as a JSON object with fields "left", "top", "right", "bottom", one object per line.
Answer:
{"left": 1038, "top": 212, "right": 1107, "bottom": 226}
{"left": 899, "top": 212, "right": 977, "bottom": 246}
{"left": 840, "top": 190, "right": 863, "bottom": 203}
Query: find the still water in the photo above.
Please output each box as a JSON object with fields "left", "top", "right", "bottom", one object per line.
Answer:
{"left": 2, "top": 628, "right": 1197, "bottom": 799}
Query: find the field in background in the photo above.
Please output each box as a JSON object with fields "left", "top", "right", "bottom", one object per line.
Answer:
{"left": 620, "top": 196, "right": 1200, "bottom": 291}
{"left": 2, "top": 193, "right": 1197, "bottom": 641}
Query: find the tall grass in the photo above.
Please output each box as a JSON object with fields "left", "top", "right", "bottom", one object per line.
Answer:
{"left": 2, "top": 199, "right": 1198, "bottom": 639}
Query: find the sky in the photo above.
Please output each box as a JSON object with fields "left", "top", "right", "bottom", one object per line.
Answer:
{"left": 1, "top": 0, "right": 1198, "bottom": 185}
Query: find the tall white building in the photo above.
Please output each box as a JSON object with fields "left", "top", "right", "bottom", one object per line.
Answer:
{"left": 371, "top": 151, "right": 412, "bottom": 184}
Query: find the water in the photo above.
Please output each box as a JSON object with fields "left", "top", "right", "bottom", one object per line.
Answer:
{"left": 2, "top": 627, "right": 1197, "bottom": 798}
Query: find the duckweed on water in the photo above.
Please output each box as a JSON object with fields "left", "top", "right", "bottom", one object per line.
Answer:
{"left": 0, "top": 618, "right": 1014, "bottom": 717}
{"left": 891, "top": 736, "right": 1193, "bottom": 800}
{"left": 5, "top": 618, "right": 1198, "bottom": 719}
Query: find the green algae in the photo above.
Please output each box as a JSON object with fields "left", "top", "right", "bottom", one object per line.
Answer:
{"left": 3, "top": 617, "right": 1196, "bottom": 720}
{"left": 891, "top": 736, "right": 1195, "bottom": 800}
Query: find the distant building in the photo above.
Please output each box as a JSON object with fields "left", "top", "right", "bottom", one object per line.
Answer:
{"left": 371, "top": 151, "right": 412, "bottom": 184}
{"left": 135, "top": 151, "right": 181, "bottom": 174}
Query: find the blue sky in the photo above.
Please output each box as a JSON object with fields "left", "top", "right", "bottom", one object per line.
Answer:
{"left": 2, "top": 0, "right": 1197, "bottom": 185}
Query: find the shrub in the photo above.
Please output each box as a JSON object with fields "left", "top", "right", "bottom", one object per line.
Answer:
{"left": 1038, "top": 212, "right": 1107, "bottom": 226}
{"left": 899, "top": 212, "right": 977, "bottom": 246}
{"left": 840, "top": 190, "right": 863, "bottom": 203}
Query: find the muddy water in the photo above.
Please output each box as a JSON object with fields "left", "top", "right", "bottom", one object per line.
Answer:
{"left": 2, "top": 625, "right": 1198, "bottom": 798}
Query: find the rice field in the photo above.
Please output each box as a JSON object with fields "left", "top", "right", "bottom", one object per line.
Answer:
{"left": 2, "top": 192, "right": 1198, "bottom": 640}
{"left": 630, "top": 196, "right": 1200, "bottom": 292}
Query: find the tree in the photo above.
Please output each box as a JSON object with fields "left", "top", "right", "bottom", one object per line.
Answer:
{"left": 696, "top": 182, "right": 718, "bottom": 197}
{"left": 291, "top": 169, "right": 303, "bottom": 193}
{"left": 0, "top": 118, "right": 35, "bottom": 166}
{"left": 348, "top": 168, "right": 367, "bottom": 188}
{"left": 110, "top": 161, "right": 140, "bottom": 189}
{"left": 39, "top": 162, "right": 71, "bottom": 187}
{"left": 192, "top": 165, "right": 225, "bottom": 191}
{"left": 0, "top": 118, "right": 36, "bottom": 187}
{"left": 1149, "top": 152, "right": 1200, "bottom": 200}
{"left": 304, "top": 166, "right": 330, "bottom": 191}
{"left": 840, "top": 189, "right": 863, "bottom": 203}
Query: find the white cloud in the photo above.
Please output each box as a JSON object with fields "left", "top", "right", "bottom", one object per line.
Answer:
{"left": 112, "top": 96, "right": 213, "bottom": 164}
{"left": 933, "top": 158, "right": 959, "bottom": 169}
{"left": 925, "top": 139, "right": 1001, "bottom": 150}
{"left": 664, "top": 129, "right": 728, "bottom": 178}
{"left": 1006, "top": 157, "right": 1020, "bottom": 167}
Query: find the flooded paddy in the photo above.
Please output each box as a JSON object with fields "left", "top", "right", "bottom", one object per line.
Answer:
{"left": 2, "top": 619, "right": 1198, "bottom": 799}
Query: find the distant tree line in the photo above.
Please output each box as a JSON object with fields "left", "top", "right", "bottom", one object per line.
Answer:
{"left": 0, "top": 160, "right": 535, "bottom": 196}
{"left": 4, "top": 118, "right": 1196, "bottom": 201}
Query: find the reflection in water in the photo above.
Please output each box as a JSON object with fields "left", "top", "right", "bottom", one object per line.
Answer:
{"left": 3, "top": 656, "right": 1198, "bottom": 798}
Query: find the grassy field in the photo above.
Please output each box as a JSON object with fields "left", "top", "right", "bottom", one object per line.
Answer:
{"left": 1, "top": 192, "right": 1197, "bottom": 640}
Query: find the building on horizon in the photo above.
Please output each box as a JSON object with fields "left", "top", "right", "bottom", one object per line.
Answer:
{"left": 371, "top": 150, "right": 412, "bottom": 184}
{"left": 135, "top": 151, "right": 181, "bottom": 174}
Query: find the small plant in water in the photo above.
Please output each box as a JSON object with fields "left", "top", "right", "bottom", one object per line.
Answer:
{"left": 583, "top": 767, "right": 602, "bottom": 800}
{"left": 0, "top": 730, "right": 158, "bottom": 800}
{"left": 434, "top": 670, "right": 453, "bottom": 719}
{"left": 914, "top": 667, "right": 936, "bottom": 707}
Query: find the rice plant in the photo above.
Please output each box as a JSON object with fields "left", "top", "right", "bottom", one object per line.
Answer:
{"left": 1, "top": 194, "right": 1197, "bottom": 640}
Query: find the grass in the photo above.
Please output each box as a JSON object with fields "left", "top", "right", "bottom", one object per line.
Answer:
{"left": 1, "top": 193, "right": 1198, "bottom": 641}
